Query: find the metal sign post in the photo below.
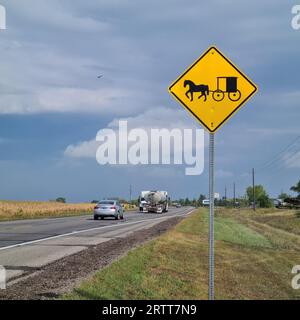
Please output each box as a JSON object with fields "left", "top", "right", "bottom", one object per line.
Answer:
{"left": 209, "top": 133, "right": 215, "bottom": 300}
{"left": 168, "top": 46, "right": 257, "bottom": 301}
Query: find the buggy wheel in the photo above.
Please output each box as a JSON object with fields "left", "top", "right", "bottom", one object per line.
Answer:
{"left": 228, "top": 90, "right": 241, "bottom": 101}
{"left": 212, "top": 90, "right": 225, "bottom": 102}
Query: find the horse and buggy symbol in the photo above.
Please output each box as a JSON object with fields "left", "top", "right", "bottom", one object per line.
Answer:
{"left": 184, "top": 76, "right": 241, "bottom": 103}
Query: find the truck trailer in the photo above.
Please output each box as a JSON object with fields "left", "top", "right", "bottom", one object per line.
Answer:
{"left": 139, "top": 191, "right": 169, "bottom": 214}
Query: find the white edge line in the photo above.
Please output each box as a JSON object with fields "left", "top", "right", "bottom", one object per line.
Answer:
{"left": 0, "top": 209, "right": 197, "bottom": 252}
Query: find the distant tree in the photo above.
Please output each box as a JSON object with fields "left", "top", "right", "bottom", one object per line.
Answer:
{"left": 56, "top": 197, "right": 66, "bottom": 203}
{"left": 91, "top": 200, "right": 99, "bottom": 204}
{"left": 290, "top": 180, "right": 300, "bottom": 199}
{"left": 178, "top": 198, "right": 185, "bottom": 206}
{"left": 131, "top": 199, "right": 139, "bottom": 206}
{"left": 215, "top": 198, "right": 224, "bottom": 207}
{"left": 191, "top": 198, "right": 197, "bottom": 207}
{"left": 184, "top": 198, "right": 190, "bottom": 206}
{"left": 246, "top": 185, "right": 272, "bottom": 208}
{"left": 197, "top": 194, "right": 206, "bottom": 207}
{"left": 278, "top": 193, "right": 290, "bottom": 200}
{"left": 236, "top": 197, "right": 248, "bottom": 208}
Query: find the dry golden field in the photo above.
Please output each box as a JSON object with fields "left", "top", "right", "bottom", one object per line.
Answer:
{"left": 0, "top": 200, "right": 95, "bottom": 221}
{"left": 122, "top": 203, "right": 138, "bottom": 211}
{"left": 0, "top": 201, "right": 138, "bottom": 221}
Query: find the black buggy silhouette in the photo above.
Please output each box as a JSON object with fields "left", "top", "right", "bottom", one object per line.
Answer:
{"left": 212, "top": 77, "right": 241, "bottom": 102}
{"left": 184, "top": 76, "right": 241, "bottom": 103}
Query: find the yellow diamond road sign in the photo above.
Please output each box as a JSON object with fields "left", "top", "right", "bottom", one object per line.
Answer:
{"left": 168, "top": 46, "right": 258, "bottom": 133}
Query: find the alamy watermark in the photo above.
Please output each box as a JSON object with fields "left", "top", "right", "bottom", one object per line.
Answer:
{"left": 95, "top": 121, "right": 204, "bottom": 176}
{"left": 0, "top": 4, "right": 6, "bottom": 30}
{"left": 0, "top": 265, "right": 6, "bottom": 290}
{"left": 292, "top": 265, "right": 300, "bottom": 290}
{"left": 291, "top": 5, "right": 300, "bottom": 30}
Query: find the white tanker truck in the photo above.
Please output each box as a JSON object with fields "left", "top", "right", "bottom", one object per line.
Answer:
{"left": 139, "top": 191, "right": 169, "bottom": 214}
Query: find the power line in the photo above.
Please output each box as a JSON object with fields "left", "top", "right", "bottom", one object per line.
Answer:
{"left": 225, "top": 134, "right": 300, "bottom": 200}
{"left": 234, "top": 134, "right": 300, "bottom": 183}
{"left": 256, "top": 135, "right": 300, "bottom": 173}
{"left": 264, "top": 145, "right": 300, "bottom": 174}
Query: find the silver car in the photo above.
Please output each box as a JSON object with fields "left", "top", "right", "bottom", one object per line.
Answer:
{"left": 94, "top": 200, "right": 124, "bottom": 220}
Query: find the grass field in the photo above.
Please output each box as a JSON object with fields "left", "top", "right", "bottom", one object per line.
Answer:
{"left": 64, "top": 207, "right": 300, "bottom": 300}
{"left": 0, "top": 200, "right": 95, "bottom": 221}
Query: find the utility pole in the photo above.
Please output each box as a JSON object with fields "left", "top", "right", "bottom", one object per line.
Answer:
{"left": 252, "top": 168, "right": 256, "bottom": 211}
{"left": 129, "top": 185, "right": 132, "bottom": 204}
{"left": 233, "top": 182, "right": 236, "bottom": 207}
{"left": 224, "top": 186, "right": 227, "bottom": 206}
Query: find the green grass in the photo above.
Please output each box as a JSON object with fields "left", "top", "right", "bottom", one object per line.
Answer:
{"left": 202, "top": 214, "right": 273, "bottom": 248}
{"left": 64, "top": 212, "right": 208, "bottom": 300}
{"left": 64, "top": 209, "right": 300, "bottom": 300}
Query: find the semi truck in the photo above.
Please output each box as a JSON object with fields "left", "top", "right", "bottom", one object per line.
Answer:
{"left": 139, "top": 191, "right": 150, "bottom": 212}
{"left": 139, "top": 191, "right": 169, "bottom": 214}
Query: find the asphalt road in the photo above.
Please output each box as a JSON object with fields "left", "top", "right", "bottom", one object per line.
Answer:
{"left": 0, "top": 207, "right": 194, "bottom": 284}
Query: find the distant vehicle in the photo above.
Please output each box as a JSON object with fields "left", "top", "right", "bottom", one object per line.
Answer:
{"left": 172, "top": 202, "right": 180, "bottom": 208}
{"left": 140, "top": 191, "right": 169, "bottom": 214}
{"left": 281, "top": 198, "right": 300, "bottom": 209}
{"left": 139, "top": 191, "right": 150, "bottom": 211}
{"left": 234, "top": 201, "right": 240, "bottom": 208}
{"left": 94, "top": 200, "right": 124, "bottom": 220}
{"left": 273, "top": 198, "right": 300, "bottom": 209}
{"left": 273, "top": 199, "right": 283, "bottom": 208}
{"left": 202, "top": 199, "right": 210, "bottom": 206}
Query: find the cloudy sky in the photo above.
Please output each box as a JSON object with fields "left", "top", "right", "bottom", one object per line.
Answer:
{"left": 0, "top": 0, "right": 299, "bottom": 202}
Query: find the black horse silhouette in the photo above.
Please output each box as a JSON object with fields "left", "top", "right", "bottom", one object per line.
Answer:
{"left": 184, "top": 80, "right": 209, "bottom": 102}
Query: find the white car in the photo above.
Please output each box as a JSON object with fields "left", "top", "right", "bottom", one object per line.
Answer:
{"left": 94, "top": 200, "right": 124, "bottom": 220}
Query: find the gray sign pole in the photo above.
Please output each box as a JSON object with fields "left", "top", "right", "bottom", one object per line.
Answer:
{"left": 209, "top": 133, "right": 215, "bottom": 300}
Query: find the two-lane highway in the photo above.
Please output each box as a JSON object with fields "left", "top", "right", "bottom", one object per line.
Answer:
{"left": 0, "top": 207, "right": 195, "bottom": 284}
